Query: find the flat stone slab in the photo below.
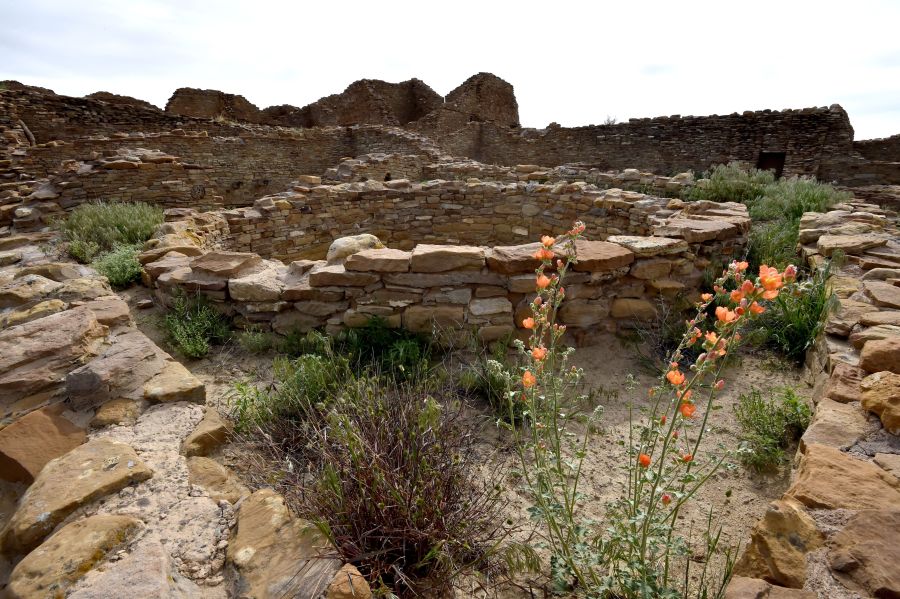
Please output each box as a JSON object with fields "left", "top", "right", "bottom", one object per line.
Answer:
{"left": 606, "top": 235, "right": 688, "bottom": 256}
{"left": 3, "top": 438, "right": 152, "bottom": 553}
{"left": 817, "top": 234, "right": 888, "bottom": 257}
{"left": 410, "top": 244, "right": 485, "bottom": 273}
{"left": 571, "top": 240, "right": 634, "bottom": 272}
{"left": 345, "top": 248, "right": 411, "bottom": 272}
{"left": 0, "top": 405, "right": 86, "bottom": 483}
{"left": 486, "top": 243, "right": 543, "bottom": 274}
{"left": 828, "top": 509, "right": 900, "bottom": 598}
{"left": 865, "top": 280, "right": 900, "bottom": 309}
{"left": 652, "top": 218, "right": 738, "bottom": 242}
{"left": 191, "top": 251, "right": 262, "bottom": 277}
{"left": 308, "top": 264, "right": 379, "bottom": 287}
{"left": 800, "top": 398, "right": 867, "bottom": 450}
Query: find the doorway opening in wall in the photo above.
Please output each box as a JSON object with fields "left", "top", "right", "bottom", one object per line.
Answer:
{"left": 756, "top": 151, "right": 786, "bottom": 178}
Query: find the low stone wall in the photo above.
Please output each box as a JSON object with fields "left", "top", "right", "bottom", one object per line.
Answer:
{"left": 140, "top": 200, "right": 748, "bottom": 343}
{"left": 218, "top": 180, "right": 748, "bottom": 263}
{"left": 728, "top": 200, "right": 900, "bottom": 597}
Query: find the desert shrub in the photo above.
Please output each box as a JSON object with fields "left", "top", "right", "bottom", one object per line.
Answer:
{"left": 304, "top": 381, "right": 518, "bottom": 594}
{"left": 163, "top": 293, "right": 231, "bottom": 358}
{"left": 458, "top": 339, "right": 522, "bottom": 420}
{"left": 735, "top": 387, "right": 811, "bottom": 471}
{"left": 626, "top": 295, "right": 701, "bottom": 373}
{"left": 685, "top": 163, "right": 774, "bottom": 204}
{"left": 279, "top": 318, "right": 434, "bottom": 381}
{"left": 755, "top": 264, "right": 837, "bottom": 363}
{"left": 61, "top": 201, "right": 163, "bottom": 263}
{"left": 91, "top": 244, "right": 142, "bottom": 289}
{"left": 235, "top": 326, "right": 275, "bottom": 354}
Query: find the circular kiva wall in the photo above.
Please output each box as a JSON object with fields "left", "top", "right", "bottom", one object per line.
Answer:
{"left": 141, "top": 182, "right": 749, "bottom": 342}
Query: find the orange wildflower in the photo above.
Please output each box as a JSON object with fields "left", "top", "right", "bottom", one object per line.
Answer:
{"left": 759, "top": 265, "right": 783, "bottom": 299}
{"left": 639, "top": 453, "right": 651, "bottom": 468}
{"left": 749, "top": 301, "right": 765, "bottom": 315}
{"left": 660, "top": 415, "right": 667, "bottom": 425}
{"left": 531, "top": 346, "right": 548, "bottom": 361}
{"left": 678, "top": 389, "right": 693, "bottom": 402}
{"left": 735, "top": 261, "right": 749, "bottom": 272}
{"left": 672, "top": 430, "right": 680, "bottom": 439}
{"left": 522, "top": 317, "right": 535, "bottom": 329}
{"left": 532, "top": 248, "right": 555, "bottom": 261}
{"left": 666, "top": 369, "right": 685, "bottom": 386}
{"left": 715, "top": 306, "right": 737, "bottom": 323}
{"left": 784, "top": 264, "right": 797, "bottom": 283}
{"left": 680, "top": 403, "right": 697, "bottom": 418}
{"left": 522, "top": 370, "right": 537, "bottom": 388}
{"left": 662, "top": 493, "right": 672, "bottom": 506}
{"left": 536, "top": 274, "right": 552, "bottom": 289}
{"left": 701, "top": 293, "right": 713, "bottom": 302}
{"left": 715, "top": 379, "right": 725, "bottom": 390}
{"left": 682, "top": 453, "right": 694, "bottom": 463}
{"left": 568, "top": 221, "right": 586, "bottom": 235}
{"left": 704, "top": 331, "right": 718, "bottom": 344}
{"left": 541, "top": 235, "right": 556, "bottom": 248}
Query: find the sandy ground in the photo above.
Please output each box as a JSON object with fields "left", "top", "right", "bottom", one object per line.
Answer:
{"left": 125, "top": 286, "right": 809, "bottom": 597}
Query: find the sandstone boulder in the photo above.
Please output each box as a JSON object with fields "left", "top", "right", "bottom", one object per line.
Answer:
{"left": 606, "top": 235, "right": 688, "bottom": 256}
{"left": 785, "top": 443, "right": 900, "bottom": 510}
{"left": 0, "top": 404, "right": 85, "bottom": 483}
{"left": 724, "top": 576, "right": 816, "bottom": 598}
{"left": 191, "top": 251, "right": 262, "bottom": 278}
{"left": 849, "top": 324, "right": 900, "bottom": 349}
{"left": 81, "top": 296, "right": 132, "bottom": 327}
{"left": 183, "top": 408, "right": 232, "bottom": 456}
{"left": 800, "top": 398, "right": 867, "bottom": 450}
{"left": 6, "top": 515, "right": 142, "bottom": 599}
{"left": 0, "top": 306, "right": 107, "bottom": 408}
{"left": 824, "top": 362, "right": 864, "bottom": 403}
{"left": 187, "top": 456, "right": 249, "bottom": 504}
{"left": 0, "top": 274, "right": 62, "bottom": 308}
{"left": 817, "top": 234, "right": 887, "bottom": 257}
{"left": 859, "top": 337, "right": 900, "bottom": 373}
{"left": 402, "top": 305, "right": 465, "bottom": 333}
{"left": 143, "top": 360, "right": 205, "bottom": 404}
{"left": 3, "top": 438, "right": 152, "bottom": 553}
{"left": 0, "top": 298, "right": 66, "bottom": 329}
{"left": 828, "top": 509, "right": 900, "bottom": 598}
{"left": 410, "top": 244, "right": 485, "bottom": 272}
{"left": 345, "top": 248, "right": 411, "bottom": 272}
{"left": 864, "top": 280, "right": 900, "bottom": 309}
{"left": 326, "top": 563, "right": 372, "bottom": 599}
{"left": 572, "top": 240, "right": 634, "bottom": 272}
{"left": 90, "top": 398, "right": 141, "bottom": 427}
{"left": 860, "top": 371, "right": 900, "bottom": 434}
{"left": 610, "top": 298, "right": 657, "bottom": 320}
{"left": 229, "top": 263, "right": 286, "bottom": 302}
{"left": 227, "top": 489, "right": 341, "bottom": 599}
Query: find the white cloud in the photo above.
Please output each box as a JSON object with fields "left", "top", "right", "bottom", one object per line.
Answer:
{"left": 2, "top": 0, "right": 899, "bottom": 139}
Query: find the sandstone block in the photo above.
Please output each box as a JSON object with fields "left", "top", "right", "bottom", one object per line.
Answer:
{"left": 91, "top": 398, "right": 141, "bottom": 427}
{"left": 572, "top": 240, "right": 634, "bottom": 272}
{"left": 183, "top": 407, "right": 232, "bottom": 456}
{"left": 724, "top": 577, "right": 816, "bottom": 599}
{"left": 411, "top": 244, "right": 485, "bottom": 272}
{"left": 187, "top": 456, "right": 249, "bottom": 504}
{"left": 824, "top": 362, "right": 864, "bottom": 403}
{"left": 3, "top": 438, "right": 152, "bottom": 553}
{"left": 799, "top": 398, "right": 866, "bottom": 450}
{"left": 468, "top": 297, "right": 512, "bottom": 317}
{"left": 229, "top": 264, "right": 286, "bottom": 302}
{"left": 0, "top": 274, "right": 62, "bottom": 308}
{"left": 345, "top": 248, "right": 411, "bottom": 272}
{"left": 859, "top": 337, "right": 900, "bottom": 373}
{"left": 606, "top": 235, "right": 688, "bottom": 256}
{"left": 7, "top": 515, "right": 142, "bottom": 598}
{"left": 309, "top": 264, "right": 379, "bottom": 287}
{"left": 143, "top": 360, "right": 205, "bottom": 404}
{"left": 865, "top": 280, "right": 900, "bottom": 309}
{"left": 558, "top": 299, "right": 610, "bottom": 327}
{"left": 486, "top": 243, "right": 542, "bottom": 274}
{"left": 785, "top": 443, "right": 900, "bottom": 510}
{"left": 610, "top": 298, "right": 657, "bottom": 320}
{"left": 191, "top": 251, "right": 262, "bottom": 278}
{"left": 326, "top": 564, "right": 372, "bottom": 599}
{"left": 403, "top": 305, "right": 464, "bottom": 333}
{"left": 0, "top": 405, "right": 86, "bottom": 483}
{"left": 81, "top": 296, "right": 132, "bottom": 327}
{"left": 860, "top": 371, "right": 900, "bottom": 434}
{"left": 828, "top": 509, "right": 900, "bottom": 598}
{"left": 0, "top": 299, "right": 66, "bottom": 329}
{"left": 630, "top": 258, "right": 672, "bottom": 279}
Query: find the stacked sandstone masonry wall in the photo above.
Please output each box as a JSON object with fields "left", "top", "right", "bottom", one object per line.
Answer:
{"left": 727, "top": 201, "right": 900, "bottom": 598}
{"left": 854, "top": 133, "right": 900, "bottom": 163}
{"left": 138, "top": 190, "right": 749, "bottom": 344}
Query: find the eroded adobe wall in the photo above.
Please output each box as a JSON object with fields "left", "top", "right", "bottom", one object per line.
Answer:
{"left": 435, "top": 106, "right": 856, "bottom": 179}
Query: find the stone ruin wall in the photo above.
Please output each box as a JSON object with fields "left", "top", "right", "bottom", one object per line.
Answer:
{"left": 141, "top": 195, "right": 748, "bottom": 345}
{"left": 854, "top": 133, "right": 900, "bottom": 163}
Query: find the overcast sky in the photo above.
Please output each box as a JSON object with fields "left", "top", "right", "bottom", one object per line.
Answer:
{"left": 3, "top": 0, "right": 899, "bottom": 140}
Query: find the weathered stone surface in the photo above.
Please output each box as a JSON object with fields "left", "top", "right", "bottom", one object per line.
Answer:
{"left": 143, "top": 360, "right": 205, "bottom": 404}
{"left": 860, "top": 371, "right": 900, "bottom": 434}
{"left": 13, "top": 262, "right": 88, "bottom": 282}
{"left": 0, "top": 306, "right": 107, "bottom": 406}
{"left": 272, "top": 310, "right": 326, "bottom": 335}
{"left": 873, "top": 453, "right": 900, "bottom": 478}
{"left": 0, "top": 274, "right": 62, "bottom": 308}
{"left": 0, "top": 405, "right": 85, "bottom": 483}
{"left": 67, "top": 539, "right": 201, "bottom": 598}
{"left": 191, "top": 251, "right": 262, "bottom": 277}
{"left": 653, "top": 218, "right": 737, "bottom": 242}
{"left": 607, "top": 235, "right": 688, "bottom": 256}
{"left": 403, "top": 304, "right": 465, "bottom": 333}
{"left": 142, "top": 251, "right": 192, "bottom": 282}
{"left": 81, "top": 296, "right": 132, "bottom": 327}
{"left": 860, "top": 310, "right": 900, "bottom": 326}
{"left": 824, "top": 362, "right": 864, "bottom": 403}
{"left": 800, "top": 398, "right": 867, "bottom": 450}
{"left": 817, "top": 234, "right": 887, "bottom": 257}
{"left": 384, "top": 270, "right": 505, "bottom": 287}
{"left": 229, "top": 264, "right": 285, "bottom": 302}
{"left": 859, "top": 337, "right": 900, "bottom": 373}
{"left": 326, "top": 563, "right": 372, "bottom": 599}
{"left": 785, "top": 443, "right": 900, "bottom": 510}
{"left": 3, "top": 438, "right": 152, "bottom": 553}
{"left": 572, "top": 240, "right": 634, "bottom": 272}
{"left": 724, "top": 576, "right": 817, "bottom": 599}
{"left": 90, "top": 398, "right": 141, "bottom": 427}
{"left": 827, "top": 274, "right": 861, "bottom": 299}
{"left": 227, "top": 489, "right": 341, "bottom": 599}
{"left": 486, "top": 243, "right": 542, "bottom": 274}
{"left": 187, "top": 456, "right": 249, "bottom": 504}
{"left": 183, "top": 408, "right": 231, "bottom": 456}
{"left": 610, "top": 298, "right": 657, "bottom": 320}
{"left": 629, "top": 258, "right": 672, "bottom": 279}
{"left": 0, "top": 250, "right": 21, "bottom": 266}
{"left": 325, "top": 234, "right": 383, "bottom": 264}
{"left": 309, "top": 264, "right": 379, "bottom": 287}
{"left": 734, "top": 499, "right": 823, "bottom": 588}
{"left": 52, "top": 277, "right": 112, "bottom": 303}
{"left": 345, "top": 248, "right": 410, "bottom": 272}
{"left": 864, "top": 280, "right": 900, "bottom": 309}
{"left": 0, "top": 298, "right": 66, "bottom": 329}
{"left": 825, "top": 300, "right": 877, "bottom": 337}
{"left": 849, "top": 324, "right": 900, "bottom": 349}
{"left": 468, "top": 297, "right": 512, "bottom": 316}
{"left": 828, "top": 509, "right": 900, "bottom": 598}
{"left": 6, "top": 514, "right": 142, "bottom": 599}
{"left": 558, "top": 299, "right": 610, "bottom": 326}
{"left": 410, "top": 244, "right": 485, "bottom": 272}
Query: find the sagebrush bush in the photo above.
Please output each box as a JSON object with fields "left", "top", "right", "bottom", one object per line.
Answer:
{"left": 756, "top": 264, "right": 836, "bottom": 363}
{"left": 163, "top": 293, "right": 231, "bottom": 358}
{"left": 735, "top": 387, "right": 811, "bottom": 471}
{"left": 61, "top": 201, "right": 163, "bottom": 263}
{"left": 458, "top": 339, "right": 522, "bottom": 420}
{"left": 235, "top": 327, "right": 275, "bottom": 355}
{"left": 91, "top": 244, "right": 142, "bottom": 289}
{"left": 686, "top": 163, "right": 774, "bottom": 204}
